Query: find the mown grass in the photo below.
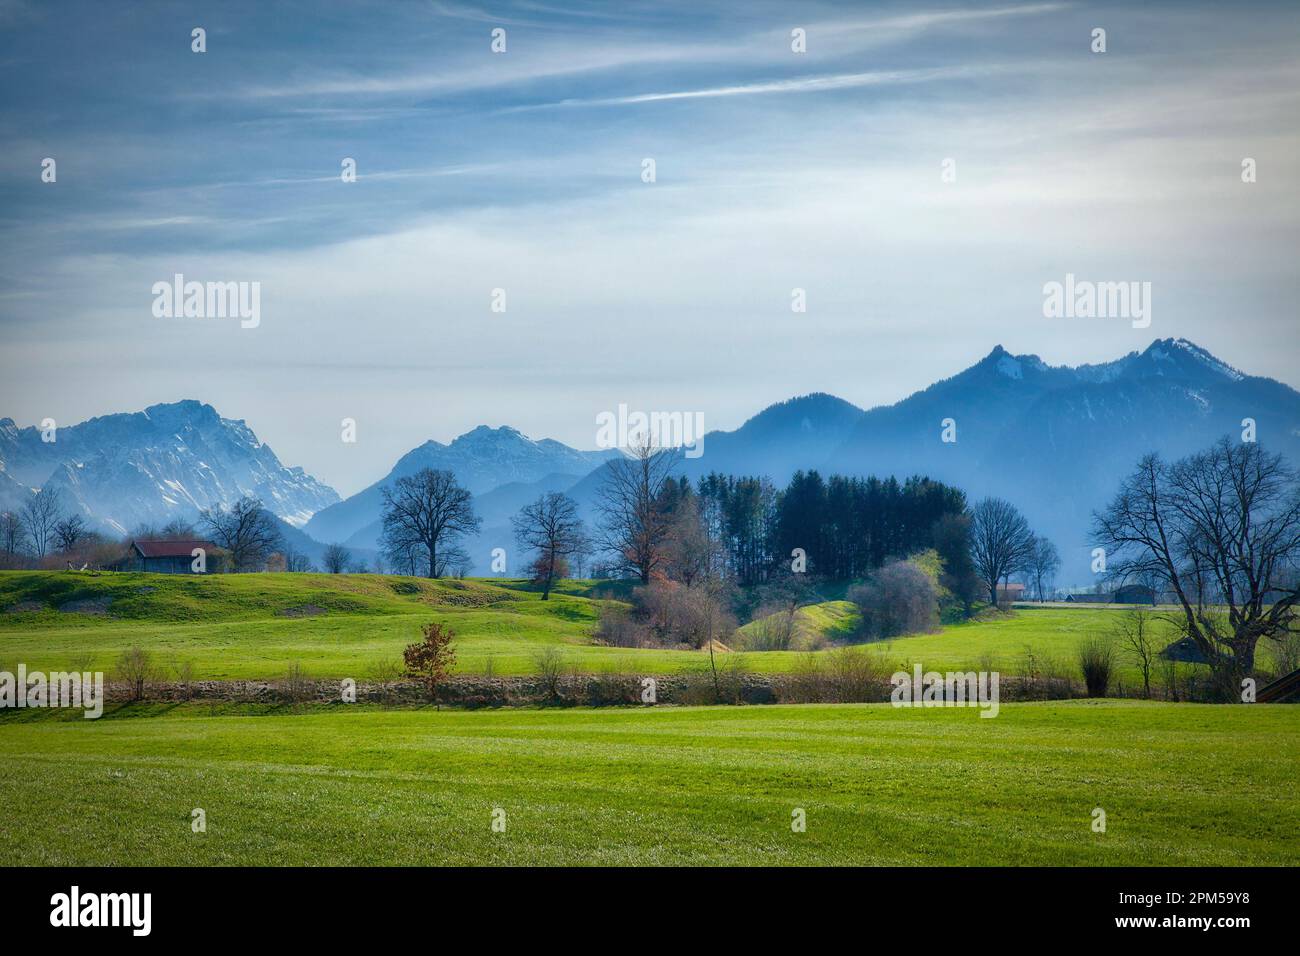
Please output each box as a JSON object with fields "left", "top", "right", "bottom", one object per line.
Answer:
{"left": 0, "top": 700, "right": 1294, "bottom": 866}
{"left": 0, "top": 570, "right": 1247, "bottom": 683}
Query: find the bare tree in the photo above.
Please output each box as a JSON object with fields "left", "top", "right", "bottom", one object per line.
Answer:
{"left": 0, "top": 511, "right": 27, "bottom": 556}
{"left": 969, "top": 497, "right": 1036, "bottom": 606}
{"left": 1094, "top": 438, "right": 1300, "bottom": 680}
{"left": 1114, "top": 609, "right": 1156, "bottom": 698}
{"left": 381, "top": 522, "right": 423, "bottom": 576}
{"left": 322, "top": 542, "right": 351, "bottom": 574}
{"left": 53, "top": 513, "right": 88, "bottom": 553}
{"left": 199, "top": 496, "right": 284, "bottom": 571}
{"left": 596, "top": 438, "right": 677, "bottom": 584}
{"left": 1026, "top": 534, "right": 1061, "bottom": 602}
{"left": 512, "top": 492, "right": 585, "bottom": 600}
{"left": 569, "top": 530, "right": 595, "bottom": 579}
{"left": 379, "top": 468, "right": 480, "bottom": 579}
{"left": 129, "top": 516, "right": 197, "bottom": 541}
{"left": 20, "top": 488, "right": 63, "bottom": 557}
{"left": 284, "top": 549, "right": 314, "bottom": 573}
{"left": 115, "top": 646, "right": 158, "bottom": 702}
{"left": 664, "top": 495, "right": 723, "bottom": 587}
{"left": 160, "top": 516, "right": 198, "bottom": 539}
{"left": 439, "top": 544, "right": 473, "bottom": 579}
{"left": 690, "top": 578, "right": 737, "bottom": 700}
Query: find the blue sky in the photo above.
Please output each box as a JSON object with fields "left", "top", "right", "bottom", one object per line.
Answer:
{"left": 1, "top": 0, "right": 1297, "bottom": 495}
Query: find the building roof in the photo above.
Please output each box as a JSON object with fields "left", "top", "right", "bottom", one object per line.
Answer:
{"left": 131, "top": 539, "right": 214, "bottom": 558}
{"left": 1258, "top": 668, "right": 1300, "bottom": 703}
{"left": 1160, "top": 635, "right": 1211, "bottom": 664}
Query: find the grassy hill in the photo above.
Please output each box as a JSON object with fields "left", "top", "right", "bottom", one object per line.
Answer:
{"left": 0, "top": 700, "right": 1294, "bottom": 865}
{"left": 0, "top": 570, "right": 1260, "bottom": 684}
{"left": 735, "top": 599, "right": 862, "bottom": 650}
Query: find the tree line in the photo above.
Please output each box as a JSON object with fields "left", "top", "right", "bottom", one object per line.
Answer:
{"left": 0, "top": 490, "right": 296, "bottom": 573}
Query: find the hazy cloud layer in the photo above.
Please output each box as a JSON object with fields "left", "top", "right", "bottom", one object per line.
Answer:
{"left": 1, "top": 0, "right": 1297, "bottom": 495}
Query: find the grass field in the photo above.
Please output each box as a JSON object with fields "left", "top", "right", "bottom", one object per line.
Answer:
{"left": 0, "top": 699, "right": 1295, "bottom": 866}
{"left": 0, "top": 570, "right": 1221, "bottom": 683}
{"left": 3, "top": 572, "right": 1294, "bottom": 867}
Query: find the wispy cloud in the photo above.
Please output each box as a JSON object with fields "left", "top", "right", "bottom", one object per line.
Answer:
{"left": 504, "top": 63, "right": 1027, "bottom": 111}
{"left": 822, "top": 2, "right": 1069, "bottom": 37}
{"left": 3, "top": 0, "right": 1297, "bottom": 497}
{"left": 228, "top": 3, "right": 1065, "bottom": 102}
{"left": 230, "top": 42, "right": 708, "bottom": 99}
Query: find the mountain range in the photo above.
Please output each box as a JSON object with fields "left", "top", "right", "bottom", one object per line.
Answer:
{"left": 302, "top": 425, "right": 617, "bottom": 548}
{"left": 3, "top": 339, "right": 1296, "bottom": 581}
{"left": 0, "top": 400, "right": 338, "bottom": 535}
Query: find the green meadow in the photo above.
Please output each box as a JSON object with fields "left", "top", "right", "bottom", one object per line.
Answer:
{"left": 0, "top": 570, "right": 1218, "bottom": 683}
{"left": 0, "top": 700, "right": 1294, "bottom": 866}
{"left": 2, "top": 571, "right": 1296, "bottom": 867}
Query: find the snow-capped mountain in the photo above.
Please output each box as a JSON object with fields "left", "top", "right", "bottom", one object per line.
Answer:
{"left": 303, "top": 425, "right": 617, "bottom": 546}
{"left": 821, "top": 338, "right": 1300, "bottom": 579}
{"left": 0, "top": 400, "right": 339, "bottom": 534}
{"left": 4, "top": 339, "right": 1292, "bottom": 582}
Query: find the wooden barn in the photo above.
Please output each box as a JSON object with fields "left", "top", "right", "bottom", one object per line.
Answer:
{"left": 122, "top": 539, "right": 216, "bottom": 574}
{"left": 996, "top": 582, "right": 1026, "bottom": 604}
{"left": 1112, "top": 583, "right": 1157, "bottom": 605}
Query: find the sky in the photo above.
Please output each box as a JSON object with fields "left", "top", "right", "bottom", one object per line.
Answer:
{"left": 1, "top": 0, "right": 1297, "bottom": 497}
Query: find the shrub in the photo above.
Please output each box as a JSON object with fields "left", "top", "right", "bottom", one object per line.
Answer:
{"left": 1015, "top": 644, "right": 1075, "bottom": 700}
{"left": 1160, "top": 656, "right": 1181, "bottom": 702}
{"left": 594, "top": 604, "right": 650, "bottom": 648}
{"left": 115, "top": 646, "right": 158, "bottom": 701}
{"left": 678, "top": 654, "right": 752, "bottom": 706}
{"left": 533, "top": 645, "right": 567, "bottom": 703}
{"left": 172, "top": 658, "right": 195, "bottom": 700}
{"left": 1269, "top": 629, "right": 1300, "bottom": 678}
{"left": 785, "top": 646, "right": 894, "bottom": 703}
{"left": 599, "top": 581, "right": 735, "bottom": 650}
{"left": 278, "top": 661, "right": 315, "bottom": 704}
{"left": 369, "top": 657, "right": 405, "bottom": 702}
{"left": 403, "top": 621, "right": 457, "bottom": 704}
{"left": 1078, "top": 636, "right": 1115, "bottom": 698}
{"left": 849, "top": 559, "right": 940, "bottom": 639}
{"left": 586, "top": 667, "right": 640, "bottom": 706}
{"left": 825, "top": 646, "right": 893, "bottom": 702}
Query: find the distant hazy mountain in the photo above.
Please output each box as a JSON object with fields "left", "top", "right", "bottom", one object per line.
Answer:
{"left": 0, "top": 400, "right": 339, "bottom": 535}
{"left": 678, "top": 393, "right": 865, "bottom": 485}
{"left": 304, "top": 426, "right": 617, "bottom": 547}
{"left": 821, "top": 338, "right": 1300, "bottom": 579}
{"left": 531, "top": 339, "right": 1300, "bottom": 581}
{"left": 558, "top": 392, "right": 867, "bottom": 528}
{"left": 6, "top": 340, "right": 1293, "bottom": 584}
{"left": 0, "top": 461, "right": 30, "bottom": 515}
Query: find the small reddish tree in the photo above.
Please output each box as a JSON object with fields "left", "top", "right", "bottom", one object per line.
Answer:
{"left": 404, "top": 622, "right": 457, "bottom": 705}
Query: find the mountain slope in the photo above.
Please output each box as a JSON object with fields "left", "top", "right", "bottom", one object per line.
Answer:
{"left": 678, "top": 392, "right": 865, "bottom": 485}
{"left": 823, "top": 338, "right": 1300, "bottom": 578}
{"left": 0, "top": 400, "right": 338, "bottom": 534}
{"left": 304, "top": 426, "right": 616, "bottom": 546}
{"left": 7, "top": 339, "right": 1292, "bottom": 586}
